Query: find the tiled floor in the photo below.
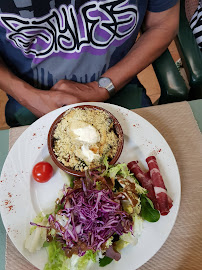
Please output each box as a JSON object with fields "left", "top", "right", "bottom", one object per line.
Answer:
{"left": 0, "top": 41, "right": 180, "bottom": 130}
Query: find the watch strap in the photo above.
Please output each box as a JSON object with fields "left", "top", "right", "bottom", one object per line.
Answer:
{"left": 107, "top": 81, "right": 116, "bottom": 97}
{"left": 98, "top": 77, "right": 116, "bottom": 97}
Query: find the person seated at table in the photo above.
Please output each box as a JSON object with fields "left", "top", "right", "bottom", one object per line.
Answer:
{"left": 0, "top": 0, "right": 179, "bottom": 127}
{"left": 190, "top": 0, "right": 202, "bottom": 51}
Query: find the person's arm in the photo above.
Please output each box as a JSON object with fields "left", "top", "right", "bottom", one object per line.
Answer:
{"left": 52, "top": 1, "right": 180, "bottom": 99}
{"left": 0, "top": 1, "right": 179, "bottom": 118}
{"left": 102, "top": 1, "right": 180, "bottom": 90}
{"left": 0, "top": 57, "right": 57, "bottom": 116}
{"left": 0, "top": 56, "right": 107, "bottom": 117}
{"left": 0, "top": 56, "right": 35, "bottom": 105}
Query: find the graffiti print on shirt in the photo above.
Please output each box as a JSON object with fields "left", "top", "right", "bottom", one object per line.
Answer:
{"left": 0, "top": 0, "right": 138, "bottom": 58}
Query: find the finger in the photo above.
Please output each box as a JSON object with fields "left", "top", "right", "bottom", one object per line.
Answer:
{"left": 51, "top": 79, "right": 73, "bottom": 91}
{"left": 57, "top": 94, "right": 81, "bottom": 107}
{"left": 55, "top": 92, "right": 70, "bottom": 107}
{"left": 50, "top": 84, "right": 58, "bottom": 91}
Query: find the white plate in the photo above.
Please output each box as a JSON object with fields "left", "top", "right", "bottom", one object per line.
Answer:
{"left": 0, "top": 102, "right": 181, "bottom": 270}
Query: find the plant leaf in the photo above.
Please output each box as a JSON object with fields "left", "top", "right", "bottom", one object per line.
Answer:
{"left": 140, "top": 195, "right": 160, "bottom": 222}
{"left": 99, "top": 256, "right": 113, "bottom": 267}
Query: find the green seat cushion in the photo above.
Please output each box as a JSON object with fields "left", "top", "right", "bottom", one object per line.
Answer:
{"left": 106, "top": 83, "right": 152, "bottom": 110}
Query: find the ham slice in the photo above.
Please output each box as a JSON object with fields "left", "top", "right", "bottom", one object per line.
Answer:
{"left": 127, "top": 161, "right": 158, "bottom": 210}
{"left": 106, "top": 245, "right": 121, "bottom": 261}
{"left": 146, "top": 156, "right": 173, "bottom": 215}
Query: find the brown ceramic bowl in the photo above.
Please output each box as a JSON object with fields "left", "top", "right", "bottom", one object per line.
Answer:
{"left": 47, "top": 105, "right": 124, "bottom": 177}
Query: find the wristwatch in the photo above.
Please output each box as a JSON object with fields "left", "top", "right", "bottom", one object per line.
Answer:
{"left": 98, "top": 77, "right": 116, "bottom": 97}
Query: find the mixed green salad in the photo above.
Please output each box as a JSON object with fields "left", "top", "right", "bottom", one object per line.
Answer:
{"left": 25, "top": 160, "right": 160, "bottom": 270}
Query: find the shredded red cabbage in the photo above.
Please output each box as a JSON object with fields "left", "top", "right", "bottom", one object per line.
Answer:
{"left": 46, "top": 181, "right": 133, "bottom": 256}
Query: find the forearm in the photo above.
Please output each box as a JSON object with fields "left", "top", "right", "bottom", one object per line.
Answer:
{"left": 0, "top": 56, "right": 37, "bottom": 105}
{"left": 68, "top": 20, "right": 178, "bottom": 103}
{"left": 102, "top": 2, "right": 180, "bottom": 91}
{"left": 103, "top": 27, "right": 177, "bottom": 91}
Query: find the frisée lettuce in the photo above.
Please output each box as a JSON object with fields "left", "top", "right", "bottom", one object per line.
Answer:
{"left": 44, "top": 242, "right": 97, "bottom": 270}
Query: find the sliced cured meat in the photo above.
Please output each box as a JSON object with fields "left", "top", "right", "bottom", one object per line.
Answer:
{"left": 127, "top": 161, "right": 158, "bottom": 209}
{"left": 146, "top": 156, "right": 173, "bottom": 215}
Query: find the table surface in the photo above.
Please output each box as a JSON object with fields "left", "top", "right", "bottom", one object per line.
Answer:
{"left": 0, "top": 99, "right": 201, "bottom": 270}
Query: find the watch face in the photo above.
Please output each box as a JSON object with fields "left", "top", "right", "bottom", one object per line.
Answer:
{"left": 99, "top": 77, "right": 111, "bottom": 88}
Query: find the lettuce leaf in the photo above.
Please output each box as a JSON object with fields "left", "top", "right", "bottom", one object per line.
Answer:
{"left": 99, "top": 256, "right": 113, "bottom": 267}
{"left": 103, "top": 155, "right": 109, "bottom": 171}
{"left": 105, "top": 236, "right": 113, "bottom": 249}
{"left": 77, "top": 250, "right": 97, "bottom": 270}
{"left": 25, "top": 213, "right": 48, "bottom": 253}
{"left": 44, "top": 241, "right": 69, "bottom": 270}
{"left": 59, "top": 170, "right": 74, "bottom": 188}
{"left": 118, "top": 214, "right": 143, "bottom": 248}
{"left": 125, "top": 176, "right": 147, "bottom": 195}
{"left": 134, "top": 181, "right": 147, "bottom": 195}
{"left": 106, "top": 163, "right": 132, "bottom": 179}
{"left": 44, "top": 241, "right": 96, "bottom": 270}
{"left": 25, "top": 225, "right": 47, "bottom": 253}
{"left": 132, "top": 213, "right": 143, "bottom": 237}
{"left": 30, "top": 212, "right": 47, "bottom": 233}
{"left": 102, "top": 157, "right": 131, "bottom": 179}
{"left": 114, "top": 238, "right": 130, "bottom": 252}
{"left": 140, "top": 195, "right": 160, "bottom": 222}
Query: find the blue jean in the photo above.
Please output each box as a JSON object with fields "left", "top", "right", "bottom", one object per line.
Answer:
{"left": 5, "top": 95, "right": 37, "bottom": 127}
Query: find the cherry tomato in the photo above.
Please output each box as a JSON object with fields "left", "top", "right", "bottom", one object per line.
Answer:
{"left": 32, "top": 161, "right": 53, "bottom": 183}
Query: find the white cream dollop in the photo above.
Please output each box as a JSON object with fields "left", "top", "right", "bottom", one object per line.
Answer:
{"left": 81, "top": 144, "right": 100, "bottom": 162}
{"left": 72, "top": 124, "right": 100, "bottom": 144}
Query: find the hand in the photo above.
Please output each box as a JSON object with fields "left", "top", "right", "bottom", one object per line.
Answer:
{"left": 24, "top": 89, "right": 78, "bottom": 118}
{"left": 0, "top": 56, "right": 110, "bottom": 118}
{"left": 24, "top": 80, "right": 109, "bottom": 118}
{"left": 51, "top": 80, "right": 110, "bottom": 102}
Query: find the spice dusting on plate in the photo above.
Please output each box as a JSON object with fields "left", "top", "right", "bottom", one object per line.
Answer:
{"left": 53, "top": 107, "right": 119, "bottom": 171}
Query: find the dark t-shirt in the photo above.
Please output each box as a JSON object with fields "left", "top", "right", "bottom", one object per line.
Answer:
{"left": 0, "top": 0, "right": 178, "bottom": 89}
